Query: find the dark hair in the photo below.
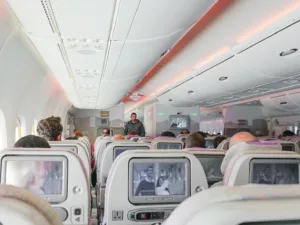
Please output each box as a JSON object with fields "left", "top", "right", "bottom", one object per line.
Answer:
{"left": 283, "top": 130, "right": 295, "bottom": 137}
{"left": 185, "top": 132, "right": 205, "bottom": 148}
{"left": 37, "top": 116, "right": 63, "bottom": 141}
{"left": 213, "top": 136, "right": 227, "bottom": 148}
{"left": 102, "top": 128, "right": 110, "bottom": 135}
{"left": 160, "top": 131, "right": 176, "bottom": 138}
{"left": 181, "top": 129, "right": 190, "bottom": 134}
{"left": 14, "top": 135, "right": 51, "bottom": 148}
{"left": 156, "top": 176, "right": 164, "bottom": 187}
{"left": 65, "top": 136, "right": 79, "bottom": 140}
{"left": 131, "top": 113, "right": 137, "bottom": 117}
{"left": 146, "top": 166, "right": 153, "bottom": 172}
{"left": 197, "top": 131, "right": 207, "bottom": 138}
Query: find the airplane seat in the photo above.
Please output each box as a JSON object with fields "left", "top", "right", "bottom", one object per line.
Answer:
{"left": 129, "top": 135, "right": 141, "bottom": 142}
{"left": 138, "top": 137, "right": 153, "bottom": 143}
{"left": 79, "top": 136, "right": 91, "bottom": 151}
{"left": 151, "top": 137, "right": 184, "bottom": 150}
{"left": 186, "top": 149, "right": 225, "bottom": 187}
{"left": 103, "top": 150, "right": 208, "bottom": 225}
{"left": 163, "top": 185, "right": 300, "bottom": 225}
{"left": 204, "top": 137, "right": 216, "bottom": 149}
{"left": 221, "top": 141, "right": 282, "bottom": 175}
{"left": 216, "top": 138, "right": 230, "bottom": 150}
{"left": 0, "top": 149, "right": 91, "bottom": 225}
{"left": 0, "top": 184, "right": 63, "bottom": 225}
{"left": 223, "top": 150, "right": 300, "bottom": 186}
{"left": 96, "top": 143, "right": 152, "bottom": 213}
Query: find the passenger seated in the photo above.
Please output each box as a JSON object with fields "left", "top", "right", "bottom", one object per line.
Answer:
{"left": 214, "top": 136, "right": 227, "bottom": 148}
{"left": 14, "top": 135, "right": 50, "bottom": 148}
{"left": 64, "top": 136, "right": 78, "bottom": 140}
{"left": 73, "top": 131, "right": 83, "bottom": 137}
{"left": 185, "top": 132, "right": 206, "bottom": 148}
{"left": 197, "top": 131, "right": 207, "bottom": 138}
{"left": 160, "top": 131, "right": 176, "bottom": 138}
{"left": 181, "top": 129, "right": 190, "bottom": 134}
{"left": 283, "top": 130, "right": 295, "bottom": 137}
{"left": 128, "top": 130, "right": 137, "bottom": 135}
{"left": 37, "top": 116, "right": 63, "bottom": 141}
{"left": 229, "top": 131, "right": 257, "bottom": 148}
{"left": 112, "top": 134, "right": 125, "bottom": 140}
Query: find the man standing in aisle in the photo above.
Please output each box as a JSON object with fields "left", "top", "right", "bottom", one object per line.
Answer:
{"left": 124, "top": 112, "right": 145, "bottom": 137}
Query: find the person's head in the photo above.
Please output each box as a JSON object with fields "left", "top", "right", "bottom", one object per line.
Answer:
{"left": 213, "top": 136, "right": 227, "bottom": 148}
{"left": 282, "top": 130, "right": 295, "bottom": 137}
{"left": 128, "top": 130, "right": 137, "bottom": 135}
{"left": 102, "top": 128, "right": 110, "bottom": 136}
{"left": 156, "top": 176, "right": 164, "bottom": 187}
{"left": 181, "top": 129, "right": 190, "bottom": 135}
{"left": 145, "top": 166, "right": 153, "bottom": 179}
{"left": 197, "top": 131, "right": 207, "bottom": 138}
{"left": 185, "top": 132, "right": 206, "bottom": 148}
{"left": 37, "top": 116, "right": 63, "bottom": 141}
{"left": 73, "top": 131, "right": 83, "bottom": 137}
{"left": 14, "top": 135, "right": 51, "bottom": 148}
{"left": 160, "top": 131, "right": 176, "bottom": 138}
{"left": 131, "top": 113, "right": 137, "bottom": 122}
{"left": 229, "top": 131, "right": 258, "bottom": 148}
{"left": 112, "top": 134, "right": 125, "bottom": 140}
{"left": 65, "top": 136, "right": 79, "bottom": 140}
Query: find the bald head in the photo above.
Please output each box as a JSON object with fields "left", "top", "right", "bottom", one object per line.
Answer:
{"left": 112, "top": 134, "right": 125, "bottom": 140}
{"left": 229, "top": 132, "right": 257, "bottom": 148}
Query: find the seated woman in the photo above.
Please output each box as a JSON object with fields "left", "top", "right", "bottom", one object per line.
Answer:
{"left": 37, "top": 116, "right": 63, "bottom": 141}
{"left": 155, "top": 176, "right": 170, "bottom": 196}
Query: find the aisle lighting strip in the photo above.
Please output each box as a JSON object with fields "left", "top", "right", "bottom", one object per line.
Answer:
{"left": 126, "top": 2, "right": 300, "bottom": 113}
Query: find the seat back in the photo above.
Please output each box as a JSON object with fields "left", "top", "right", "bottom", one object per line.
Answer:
{"left": 138, "top": 137, "right": 153, "bottom": 143}
{"left": 216, "top": 138, "right": 230, "bottom": 150}
{"left": 278, "top": 140, "right": 300, "bottom": 153}
{"left": 151, "top": 137, "right": 183, "bottom": 149}
{"left": 129, "top": 136, "right": 140, "bottom": 142}
{"left": 224, "top": 150, "right": 300, "bottom": 186}
{"left": 221, "top": 141, "right": 282, "bottom": 174}
{"left": 0, "top": 149, "right": 90, "bottom": 225}
{"left": 0, "top": 184, "right": 63, "bottom": 225}
{"left": 204, "top": 137, "right": 215, "bottom": 149}
{"left": 79, "top": 136, "right": 91, "bottom": 150}
{"left": 49, "top": 140, "right": 91, "bottom": 182}
{"left": 187, "top": 149, "right": 225, "bottom": 187}
{"left": 163, "top": 185, "right": 300, "bottom": 225}
{"left": 103, "top": 150, "right": 208, "bottom": 225}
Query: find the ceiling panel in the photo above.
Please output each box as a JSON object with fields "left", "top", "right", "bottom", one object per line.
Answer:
{"left": 52, "top": 0, "right": 116, "bottom": 38}
{"left": 237, "top": 21, "right": 300, "bottom": 79}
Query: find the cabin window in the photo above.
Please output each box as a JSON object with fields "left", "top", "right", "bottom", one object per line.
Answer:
{"left": 15, "top": 117, "right": 22, "bottom": 142}
{"left": 0, "top": 110, "right": 7, "bottom": 150}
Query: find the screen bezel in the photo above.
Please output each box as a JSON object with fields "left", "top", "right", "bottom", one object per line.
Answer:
{"left": 196, "top": 155, "right": 224, "bottom": 182}
{"left": 1, "top": 155, "right": 68, "bottom": 204}
{"left": 113, "top": 146, "right": 150, "bottom": 160}
{"left": 128, "top": 157, "right": 191, "bottom": 204}
{"left": 281, "top": 143, "right": 295, "bottom": 152}
{"left": 249, "top": 158, "right": 300, "bottom": 184}
{"left": 169, "top": 115, "right": 190, "bottom": 130}
{"left": 157, "top": 142, "right": 183, "bottom": 150}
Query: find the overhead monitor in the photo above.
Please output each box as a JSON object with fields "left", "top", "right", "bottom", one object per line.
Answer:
{"left": 169, "top": 115, "right": 190, "bottom": 130}
{"left": 205, "top": 139, "right": 214, "bottom": 149}
{"left": 129, "top": 158, "right": 190, "bottom": 204}
{"left": 113, "top": 146, "right": 150, "bottom": 160}
{"left": 1, "top": 156, "right": 68, "bottom": 203}
{"left": 281, "top": 143, "right": 295, "bottom": 152}
{"left": 157, "top": 142, "right": 182, "bottom": 150}
{"left": 197, "top": 155, "right": 224, "bottom": 183}
{"left": 250, "top": 159, "right": 300, "bottom": 185}
{"left": 51, "top": 145, "right": 78, "bottom": 153}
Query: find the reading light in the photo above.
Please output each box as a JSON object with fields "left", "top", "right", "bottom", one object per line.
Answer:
{"left": 188, "top": 90, "right": 194, "bottom": 94}
{"left": 280, "top": 48, "right": 298, "bottom": 57}
{"left": 280, "top": 101, "right": 287, "bottom": 105}
{"left": 219, "top": 76, "right": 228, "bottom": 81}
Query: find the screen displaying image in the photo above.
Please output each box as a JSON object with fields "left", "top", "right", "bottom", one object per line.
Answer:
{"left": 197, "top": 156, "right": 224, "bottom": 182}
{"left": 157, "top": 142, "right": 182, "bottom": 150}
{"left": 5, "top": 160, "right": 64, "bottom": 195}
{"left": 132, "top": 162, "right": 186, "bottom": 196}
{"left": 281, "top": 143, "right": 294, "bottom": 152}
{"left": 250, "top": 160, "right": 299, "bottom": 185}
{"left": 205, "top": 139, "right": 214, "bottom": 149}
{"left": 113, "top": 146, "right": 150, "bottom": 160}
{"left": 169, "top": 115, "right": 189, "bottom": 129}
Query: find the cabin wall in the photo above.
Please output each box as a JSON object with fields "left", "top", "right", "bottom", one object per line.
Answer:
{"left": 0, "top": 3, "right": 71, "bottom": 149}
{"left": 199, "top": 119, "right": 224, "bottom": 135}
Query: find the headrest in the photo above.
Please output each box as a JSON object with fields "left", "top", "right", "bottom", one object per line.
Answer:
{"left": 221, "top": 141, "right": 282, "bottom": 174}
{"left": 0, "top": 184, "right": 62, "bottom": 225}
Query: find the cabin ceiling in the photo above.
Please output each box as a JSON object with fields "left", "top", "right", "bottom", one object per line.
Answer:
{"left": 6, "top": 0, "right": 217, "bottom": 109}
